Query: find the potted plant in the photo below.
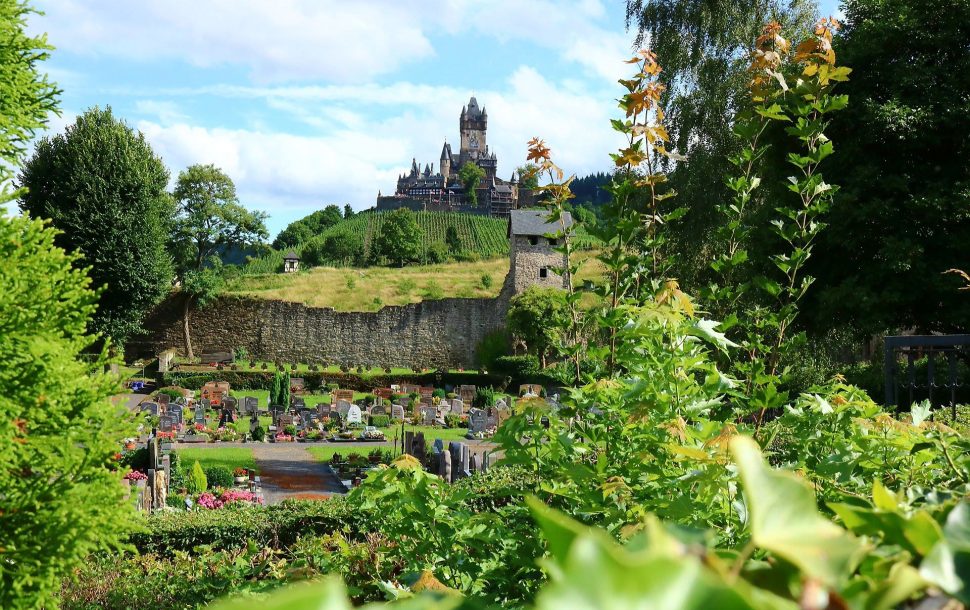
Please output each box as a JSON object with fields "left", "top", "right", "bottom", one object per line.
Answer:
{"left": 368, "top": 448, "right": 383, "bottom": 464}
{"left": 233, "top": 467, "right": 248, "bottom": 485}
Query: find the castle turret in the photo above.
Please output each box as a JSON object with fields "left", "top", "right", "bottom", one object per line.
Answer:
{"left": 439, "top": 141, "right": 452, "bottom": 178}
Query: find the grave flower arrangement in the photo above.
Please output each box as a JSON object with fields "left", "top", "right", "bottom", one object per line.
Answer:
{"left": 123, "top": 470, "right": 147, "bottom": 481}
{"left": 274, "top": 432, "right": 294, "bottom": 442}
{"left": 195, "top": 490, "right": 262, "bottom": 509}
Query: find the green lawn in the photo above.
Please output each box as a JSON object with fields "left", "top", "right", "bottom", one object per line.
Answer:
{"left": 305, "top": 425, "right": 470, "bottom": 464}
{"left": 173, "top": 447, "right": 256, "bottom": 472}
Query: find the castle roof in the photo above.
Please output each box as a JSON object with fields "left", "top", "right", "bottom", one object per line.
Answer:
{"left": 283, "top": 250, "right": 300, "bottom": 261}
{"left": 509, "top": 209, "right": 573, "bottom": 236}
{"left": 466, "top": 96, "right": 484, "bottom": 119}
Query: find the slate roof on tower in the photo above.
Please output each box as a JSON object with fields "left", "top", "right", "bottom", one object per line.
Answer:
{"left": 509, "top": 209, "right": 573, "bottom": 236}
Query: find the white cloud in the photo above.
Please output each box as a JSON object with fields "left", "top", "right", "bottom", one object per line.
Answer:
{"left": 135, "top": 68, "right": 624, "bottom": 234}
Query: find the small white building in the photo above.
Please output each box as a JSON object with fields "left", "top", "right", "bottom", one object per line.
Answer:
{"left": 283, "top": 251, "right": 300, "bottom": 273}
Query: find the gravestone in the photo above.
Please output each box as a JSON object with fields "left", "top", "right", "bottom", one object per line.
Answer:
{"left": 404, "top": 431, "right": 415, "bottom": 456}
{"left": 451, "top": 398, "right": 465, "bottom": 414}
{"left": 391, "top": 404, "right": 405, "bottom": 420}
{"left": 332, "top": 389, "right": 354, "bottom": 405}
{"left": 244, "top": 396, "right": 258, "bottom": 415}
{"left": 420, "top": 406, "right": 437, "bottom": 426}
{"left": 459, "top": 385, "right": 476, "bottom": 404}
{"left": 336, "top": 400, "right": 352, "bottom": 418}
{"left": 495, "top": 399, "right": 508, "bottom": 411}
{"left": 482, "top": 451, "right": 490, "bottom": 472}
{"left": 279, "top": 414, "right": 296, "bottom": 427}
{"left": 433, "top": 438, "right": 444, "bottom": 454}
{"left": 222, "top": 396, "right": 238, "bottom": 411}
{"left": 157, "top": 393, "right": 170, "bottom": 407}
{"left": 317, "top": 403, "right": 330, "bottom": 419}
{"left": 419, "top": 387, "right": 434, "bottom": 407}
{"left": 290, "top": 377, "right": 306, "bottom": 394}
{"left": 486, "top": 408, "right": 497, "bottom": 429}
{"left": 469, "top": 409, "right": 487, "bottom": 435}
{"left": 439, "top": 449, "right": 452, "bottom": 481}
{"left": 194, "top": 406, "right": 206, "bottom": 425}
{"left": 292, "top": 397, "right": 306, "bottom": 410}
{"left": 438, "top": 402, "right": 452, "bottom": 416}
{"left": 170, "top": 407, "right": 183, "bottom": 425}
{"left": 411, "top": 432, "right": 426, "bottom": 465}
{"left": 402, "top": 383, "right": 421, "bottom": 396}
{"left": 142, "top": 402, "right": 159, "bottom": 416}
{"left": 199, "top": 398, "right": 210, "bottom": 410}
{"left": 346, "top": 405, "right": 362, "bottom": 425}
{"left": 329, "top": 411, "right": 342, "bottom": 427}
{"left": 270, "top": 405, "right": 285, "bottom": 426}
{"left": 370, "top": 405, "right": 386, "bottom": 417}
{"left": 469, "top": 453, "right": 478, "bottom": 473}
{"left": 448, "top": 442, "right": 462, "bottom": 483}
{"left": 460, "top": 444, "right": 471, "bottom": 478}
{"left": 159, "top": 414, "right": 175, "bottom": 432}
{"left": 218, "top": 407, "right": 234, "bottom": 428}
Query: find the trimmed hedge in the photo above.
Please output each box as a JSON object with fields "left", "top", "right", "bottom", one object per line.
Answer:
{"left": 491, "top": 355, "right": 541, "bottom": 378}
{"left": 130, "top": 497, "right": 362, "bottom": 554}
{"left": 160, "top": 370, "right": 510, "bottom": 393}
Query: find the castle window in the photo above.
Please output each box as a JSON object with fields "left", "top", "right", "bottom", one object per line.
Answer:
{"left": 528, "top": 236, "right": 539, "bottom": 246}
{"left": 548, "top": 238, "right": 558, "bottom": 246}
{"left": 539, "top": 267, "right": 548, "bottom": 279}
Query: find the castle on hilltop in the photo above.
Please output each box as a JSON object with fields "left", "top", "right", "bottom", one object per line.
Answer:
{"left": 376, "top": 96, "right": 530, "bottom": 218}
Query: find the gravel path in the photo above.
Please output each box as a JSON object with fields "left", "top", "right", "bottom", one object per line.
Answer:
{"left": 252, "top": 444, "right": 346, "bottom": 504}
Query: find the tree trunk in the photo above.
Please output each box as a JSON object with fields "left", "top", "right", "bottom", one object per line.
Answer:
{"left": 182, "top": 294, "right": 195, "bottom": 361}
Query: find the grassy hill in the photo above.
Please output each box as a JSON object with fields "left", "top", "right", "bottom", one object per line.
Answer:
{"left": 240, "top": 211, "right": 509, "bottom": 273}
{"left": 224, "top": 258, "right": 510, "bottom": 311}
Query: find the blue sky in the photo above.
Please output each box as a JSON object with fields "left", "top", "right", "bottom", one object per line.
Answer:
{"left": 29, "top": 0, "right": 842, "bottom": 237}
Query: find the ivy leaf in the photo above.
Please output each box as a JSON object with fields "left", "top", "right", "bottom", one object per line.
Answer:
{"left": 910, "top": 400, "right": 932, "bottom": 427}
{"left": 920, "top": 503, "right": 970, "bottom": 604}
{"left": 691, "top": 319, "right": 738, "bottom": 351}
{"left": 528, "top": 499, "right": 769, "bottom": 610}
{"left": 731, "top": 436, "right": 867, "bottom": 588}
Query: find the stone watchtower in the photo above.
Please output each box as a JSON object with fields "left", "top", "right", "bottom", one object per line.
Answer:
{"left": 459, "top": 96, "right": 487, "bottom": 164}
{"left": 508, "top": 209, "right": 574, "bottom": 294}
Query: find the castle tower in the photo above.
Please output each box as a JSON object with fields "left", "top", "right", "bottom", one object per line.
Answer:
{"left": 439, "top": 141, "right": 452, "bottom": 178}
{"left": 459, "top": 96, "right": 487, "bottom": 163}
{"left": 508, "top": 210, "right": 573, "bottom": 294}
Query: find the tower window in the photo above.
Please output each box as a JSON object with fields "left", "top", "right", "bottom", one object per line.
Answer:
{"left": 528, "top": 236, "right": 539, "bottom": 246}
{"left": 539, "top": 267, "right": 548, "bottom": 279}
{"left": 548, "top": 238, "right": 558, "bottom": 246}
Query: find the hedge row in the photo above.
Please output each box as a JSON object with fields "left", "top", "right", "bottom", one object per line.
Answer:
{"left": 159, "top": 369, "right": 556, "bottom": 393}
{"left": 131, "top": 497, "right": 363, "bottom": 554}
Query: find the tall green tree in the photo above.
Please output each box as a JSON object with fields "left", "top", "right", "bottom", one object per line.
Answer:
{"left": 804, "top": 0, "right": 970, "bottom": 336}
{"left": 272, "top": 204, "right": 343, "bottom": 250}
{"left": 0, "top": 214, "right": 138, "bottom": 608}
{"left": 18, "top": 107, "right": 173, "bottom": 345}
{"left": 458, "top": 162, "right": 486, "bottom": 206}
{"left": 172, "top": 163, "right": 267, "bottom": 358}
{"left": 623, "top": 0, "right": 819, "bottom": 287}
{"left": 0, "top": 0, "right": 59, "bottom": 206}
{"left": 507, "top": 286, "right": 567, "bottom": 368}
{"left": 372, "top": 208, "right": 422, "bottom": 267}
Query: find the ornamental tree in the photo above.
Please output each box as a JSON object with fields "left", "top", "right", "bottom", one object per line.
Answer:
{"left": 18, "top": 107, "right": 174, "bottom": 345}
{"left": 0, "top": 214, "right": 137, "bottom": 608}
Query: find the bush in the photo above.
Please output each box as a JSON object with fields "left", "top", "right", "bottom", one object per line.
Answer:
{"left": 492, "top": 354, "right": 541, "bottom": 378}
{"left": 444, "top": 413, "right": 465, "bottom": 429}
{"left": 432, "top": 388, "right": 446, "bottom": 399}
{"left": 369, "top": 414, "right": 390, "bottom": 428}
{"left": 187, "top": 460, "right": 208, "bottom": 494}
{"left": 204, "top": 466, "right": 233, "bottom": 489}
{"left": 422, "top": 280, "right": 444, "bottom": 299}
{"left": 156, "top": 387, "right": 184, "bottom": 402}
{"left": 251, "top": 425, "right": 266, "bottom": 442}
{"left": 480, "top": 272, "right": 494, "bottom": 289}
{"left": 130, "top": 498, "right": 362, "bottom": 554}
{"left": 475, "top": 330, "right": 509, "bottom": 370}
{"left": 425, "top": 242, "right": 450, "bottom": 264}
{"left": 474, "top": 386, "right": 496, "bottom": 410}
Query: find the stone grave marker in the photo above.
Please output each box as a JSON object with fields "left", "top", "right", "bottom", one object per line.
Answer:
{"left": 461, "top": 444, "right": 470, "bottom": 478}
{"left": 469, "top": 453, "right": 478, "bottom": 473}
{"left": 459, "top": 385, "right": 476, "bottom": 404}
{"left": 370, "top": 404, "right": 386, "bottom": 417}
{"left": 141, "top": 402, "right": 159, "bottom": 416}
{"left": 391, "top": 404, "right": 405, "bottom": 420}
{"left": 411, "top": 431, "right": 426, "bottom": 464}
{"left": 194, "top": 406, "right": 206, "bottom": 425}
{"left": 336, "top": 400, "right": 352, "bottom": 418}
{"left": 469, "top": 409, "right": 487, "bottom": 435}
{"left": 346, "top": 405, "right": 362, "bottom": 425}
{"left": 199, "top": 398, "right": 210, "bottom": 410}
{"left": 420, "top": 406, "right": 437, "bottom": 425}
{"left": 433, "top": 438, "right": 444, "bottom": 454}
{"left": 486, "top": 408, "right": 497, "bottom": 429}
{"left": 170, "top": 406, "right": 183, "bottom": 426}
{"left": 332, "top": 389, "right": 354, "bottom": 405}
{"left": 451, "top": 398, "right": 465, "bottom": 414}
{"left": 290, "top": 377, "right": 306, "bottom": 395}
{"left": 292, "top": 397, "right": 306, "bottom": 410}
{"left": 222, "top": 396, "right": 237, "bottom": 411}
{"left": 244, "top": 396, "right": 258, "bottom": 415}
{"left": 329, "top": 411, "right": 342, "bottom": 427}
{"left": 439, "top": 449, "right": 452, "bottom": 481}
{"left": 156, "top": 393, "right": 170, "bottom": 407}
{"left": 159, "top": 414, "right": 175, "bottom": 433}
{"left": 419, "top": 387, "right": 434, "bottom": 406}
{"left": 402, "top": 383, "right": 421, "bottom": 396}
{"left": 279, "top": 414, "right": 296, "bottom": 428}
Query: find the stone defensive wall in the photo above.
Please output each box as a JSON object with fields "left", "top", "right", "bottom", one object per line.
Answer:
{"left": 130, "top": 282, "right": 513, "bottom": 370}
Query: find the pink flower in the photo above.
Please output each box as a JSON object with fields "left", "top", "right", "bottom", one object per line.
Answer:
{"left": 124, "top": 470, "right": 147, "bottom": 481}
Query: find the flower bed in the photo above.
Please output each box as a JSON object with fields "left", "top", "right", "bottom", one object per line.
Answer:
{"left": 196, "top": 489, "right": 263, "bottom": 509}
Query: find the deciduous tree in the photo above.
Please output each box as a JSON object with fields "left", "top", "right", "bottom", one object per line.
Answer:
{"left": 18, "top": 107, "right": 174, "bottom": 345}
{"left": 458, "top": 162, "right": 486, "bottom": 206}
{"left": 507, "top": 286, "right": 567, "bottom": 368}
{"left": 372, "top": 208, "right": 422, "bottom": 267}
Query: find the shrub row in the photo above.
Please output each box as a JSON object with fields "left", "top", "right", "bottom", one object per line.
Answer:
{"left": 130, "top": 497, "right": 362, "bottom": 554}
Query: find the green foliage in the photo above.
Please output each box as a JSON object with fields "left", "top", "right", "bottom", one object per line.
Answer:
{"left": 805, "top": 0, "right": 970, "bottom": 337}
{"left": 204, "top": 465, "right": 233, "bottom": 489}
{"left": 458, "top": 162, "right": 486, "bottom": 206}
{"left": 269, "top": 370, "right": 290, "bottom": 407}
{"left": 492, "top": 355, "right": 541, "bottom": 378}
{"left": 507, "top": 287, "right": 567, "bottom": 367}
{"left": 171, "top": 163, "right": 268, "bottom": 274}
{"left": 251, "top": 425, "right": 266, "bottom": 442}
{"left": 372, "top": 208, "right": 423, "bottom": 267}
{"left": 479, "top": 272, "right": 493, "bottom": 290}
{"left": 421, "top": 280, "right": 444, "bottom": 299}
{"left": 187, "top": 460, "right": 208, "bottom": 494}
{"left": 445, "top": 224, "right": 462, "bottom": 254}
{"left": 0, "top": 214, "right": 137, "bottom": 609}
{"left": 0, "top": 0, "right": 59, "bottom": 206}
{"left": 475, "top": 329, "right": 509, "bottom": 370}
{"left": 18, "top": 107, "right": 174, "bottom": 344}
{"left": 302, "top": 225, "right": 364, "bottom": 267}
{"left": 369, "top": 414, "right": 390, "bottom": 428}
{"left": 272, "top": 204, "right": 343, "bottom": 250}
{"left": 473, "top": 386, "right": 495, "bottom": 410}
